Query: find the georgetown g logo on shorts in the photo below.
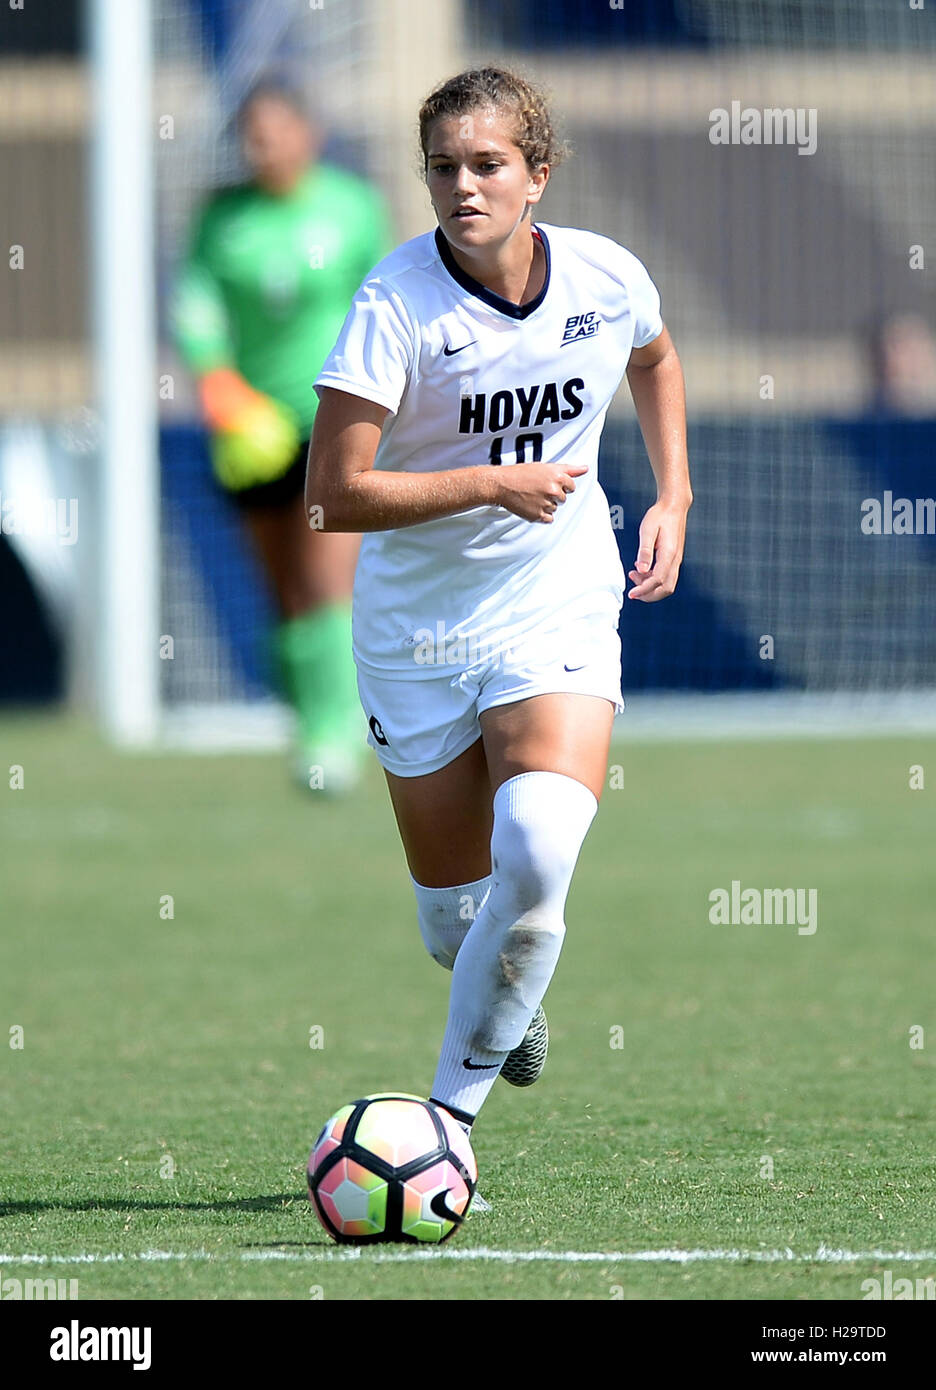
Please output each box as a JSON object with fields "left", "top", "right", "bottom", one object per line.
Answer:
{"left": 368, "top": 715, "right": 389, "bottom": 746}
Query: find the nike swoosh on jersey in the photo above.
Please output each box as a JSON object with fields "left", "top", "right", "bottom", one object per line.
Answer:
{"left": 564, "top": 663, "right": 587, "bottom": 672}
{"left": 443, "top": 340, "right": 477, "bottom": 356}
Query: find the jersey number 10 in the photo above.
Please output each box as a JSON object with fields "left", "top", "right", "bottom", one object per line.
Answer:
{"left": 488, "top": 432, "right": 544, "bottom": 465}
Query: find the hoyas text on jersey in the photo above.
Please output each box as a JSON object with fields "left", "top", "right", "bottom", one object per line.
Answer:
{"left": 458, "top": 378, "right": 585, "bottom": 435}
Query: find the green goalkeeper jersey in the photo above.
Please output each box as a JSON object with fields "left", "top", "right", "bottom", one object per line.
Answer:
{"left": 172, "top": 163, "right": 393, "bottom": 434}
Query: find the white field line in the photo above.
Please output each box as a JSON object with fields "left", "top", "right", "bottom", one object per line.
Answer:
{"left": 2, "top": 1246, "right": 936, "bottom": 1267}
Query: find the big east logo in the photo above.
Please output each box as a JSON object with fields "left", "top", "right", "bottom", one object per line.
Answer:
{"left": 561, "top": 311, "right": 600, "bottom": 346}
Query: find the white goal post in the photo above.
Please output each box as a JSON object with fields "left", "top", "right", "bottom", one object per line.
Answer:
{"left": 90, "top": 0, "right": 160, "bottom": 746}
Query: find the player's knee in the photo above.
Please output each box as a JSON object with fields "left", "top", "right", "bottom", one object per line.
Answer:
{"left": 416, "top": 916, "right": 458, "bottom": 971}
{"left": 491, "top": 804, "right": 587, "bottom": 921}
{"left": 412, "top": 877, "right": 489, "bottom": 972}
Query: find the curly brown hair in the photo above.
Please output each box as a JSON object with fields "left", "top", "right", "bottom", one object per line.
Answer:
{"left": 418, "top": 66, "right": 570, "bottom": 176}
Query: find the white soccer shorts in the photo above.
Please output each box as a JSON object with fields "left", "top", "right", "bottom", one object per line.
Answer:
{"left": 355, "top": 588, "right": 625, "bottom": 778}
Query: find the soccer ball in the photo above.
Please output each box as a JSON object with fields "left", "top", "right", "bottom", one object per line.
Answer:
{"left": 308, "top": 1093, "right": 477, "bottom": 1244}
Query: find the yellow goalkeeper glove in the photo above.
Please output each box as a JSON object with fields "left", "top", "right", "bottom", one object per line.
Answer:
{"left": 198, "top": 368, "right": 301, "bottom": 493}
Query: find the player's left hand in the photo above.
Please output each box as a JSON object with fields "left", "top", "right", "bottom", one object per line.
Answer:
{"left": 627, "top": 498, "right": 690, "bottom": 602}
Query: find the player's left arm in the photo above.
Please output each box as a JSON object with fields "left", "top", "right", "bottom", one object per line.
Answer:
{"left": 624, "top": 324, "right": 692, "bottom": 602}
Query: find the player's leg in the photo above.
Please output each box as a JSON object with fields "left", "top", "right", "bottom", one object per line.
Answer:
{"left": 480, "top": 691, "right": 614, "bottom": 801}
{"left": 428, "top": 692, "right": 614, "bottom": 1125}
{"left": 241, "top": 489, "right": 360, "bottom": 617}
{"left": 239, "top": 467, "right": 363, "bottom": 788}
{"left": 358, "top": 655, "right": 498, "bottom": 968}
{"left": 383, "top": 736, "right": 493, "bottom": 887}
{"left": 383, "top": 736, "right": 495, "bottom": 970}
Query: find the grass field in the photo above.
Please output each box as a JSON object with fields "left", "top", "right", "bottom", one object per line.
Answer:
{"left": 1, "top": 713, "right": 933, "bottom": 1301}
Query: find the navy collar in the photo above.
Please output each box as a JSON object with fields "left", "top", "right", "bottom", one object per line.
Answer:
{"left": 434, "top": 224, "right": 550, "bottom": 320}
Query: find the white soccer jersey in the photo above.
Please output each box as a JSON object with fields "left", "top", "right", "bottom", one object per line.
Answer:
{"left": 313, "top": 221, "right": 663, "bottom": 678}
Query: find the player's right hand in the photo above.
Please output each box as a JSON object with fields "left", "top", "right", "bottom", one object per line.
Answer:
{"left": 198, "top": 368, "right": 301, "bottom": 492}
{"left": 494, "top": 463, "right": 588, "bottom": 524}
{"left": 198, "top": 367, "right": 268, "bottom": 432}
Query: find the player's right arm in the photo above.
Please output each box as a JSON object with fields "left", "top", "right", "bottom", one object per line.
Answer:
{"left": 171, "top": 202, "right": 235, "bottom": 381}
{"left": 171, "top": 200, "right": 301, "bottom": 489}
{"left": 305, "top": 387, "right": 586, "bottom": 532}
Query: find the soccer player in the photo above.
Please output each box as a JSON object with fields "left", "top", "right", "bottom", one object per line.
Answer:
{"left": 172, "top": 78, "right": 393, "bottom": 790}
{"left": 306, "top": 68, "right": 691, "bottom": 1136}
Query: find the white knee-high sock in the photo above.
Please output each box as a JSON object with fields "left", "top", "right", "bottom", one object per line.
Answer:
{"left": 430, "top": 771, "right": 598, "bottom": 1122}
{"left": 411, "top": 873, "right": 492, "bottom": 971}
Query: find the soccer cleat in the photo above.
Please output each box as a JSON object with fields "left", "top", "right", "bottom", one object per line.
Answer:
{"left": 469, "top": 1191, "right": 492, "bottom": 1214}
{"left": 499, "top": 1004, "right": 548, "bottom": 1087}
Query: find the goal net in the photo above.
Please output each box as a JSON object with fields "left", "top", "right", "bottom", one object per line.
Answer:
{"left": 144, "top": 0, "right": 935, "bottom": 746}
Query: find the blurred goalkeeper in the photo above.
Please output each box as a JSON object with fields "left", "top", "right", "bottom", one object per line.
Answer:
{"left": 172, "top": 78, "right": 392, "bottom": 791}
